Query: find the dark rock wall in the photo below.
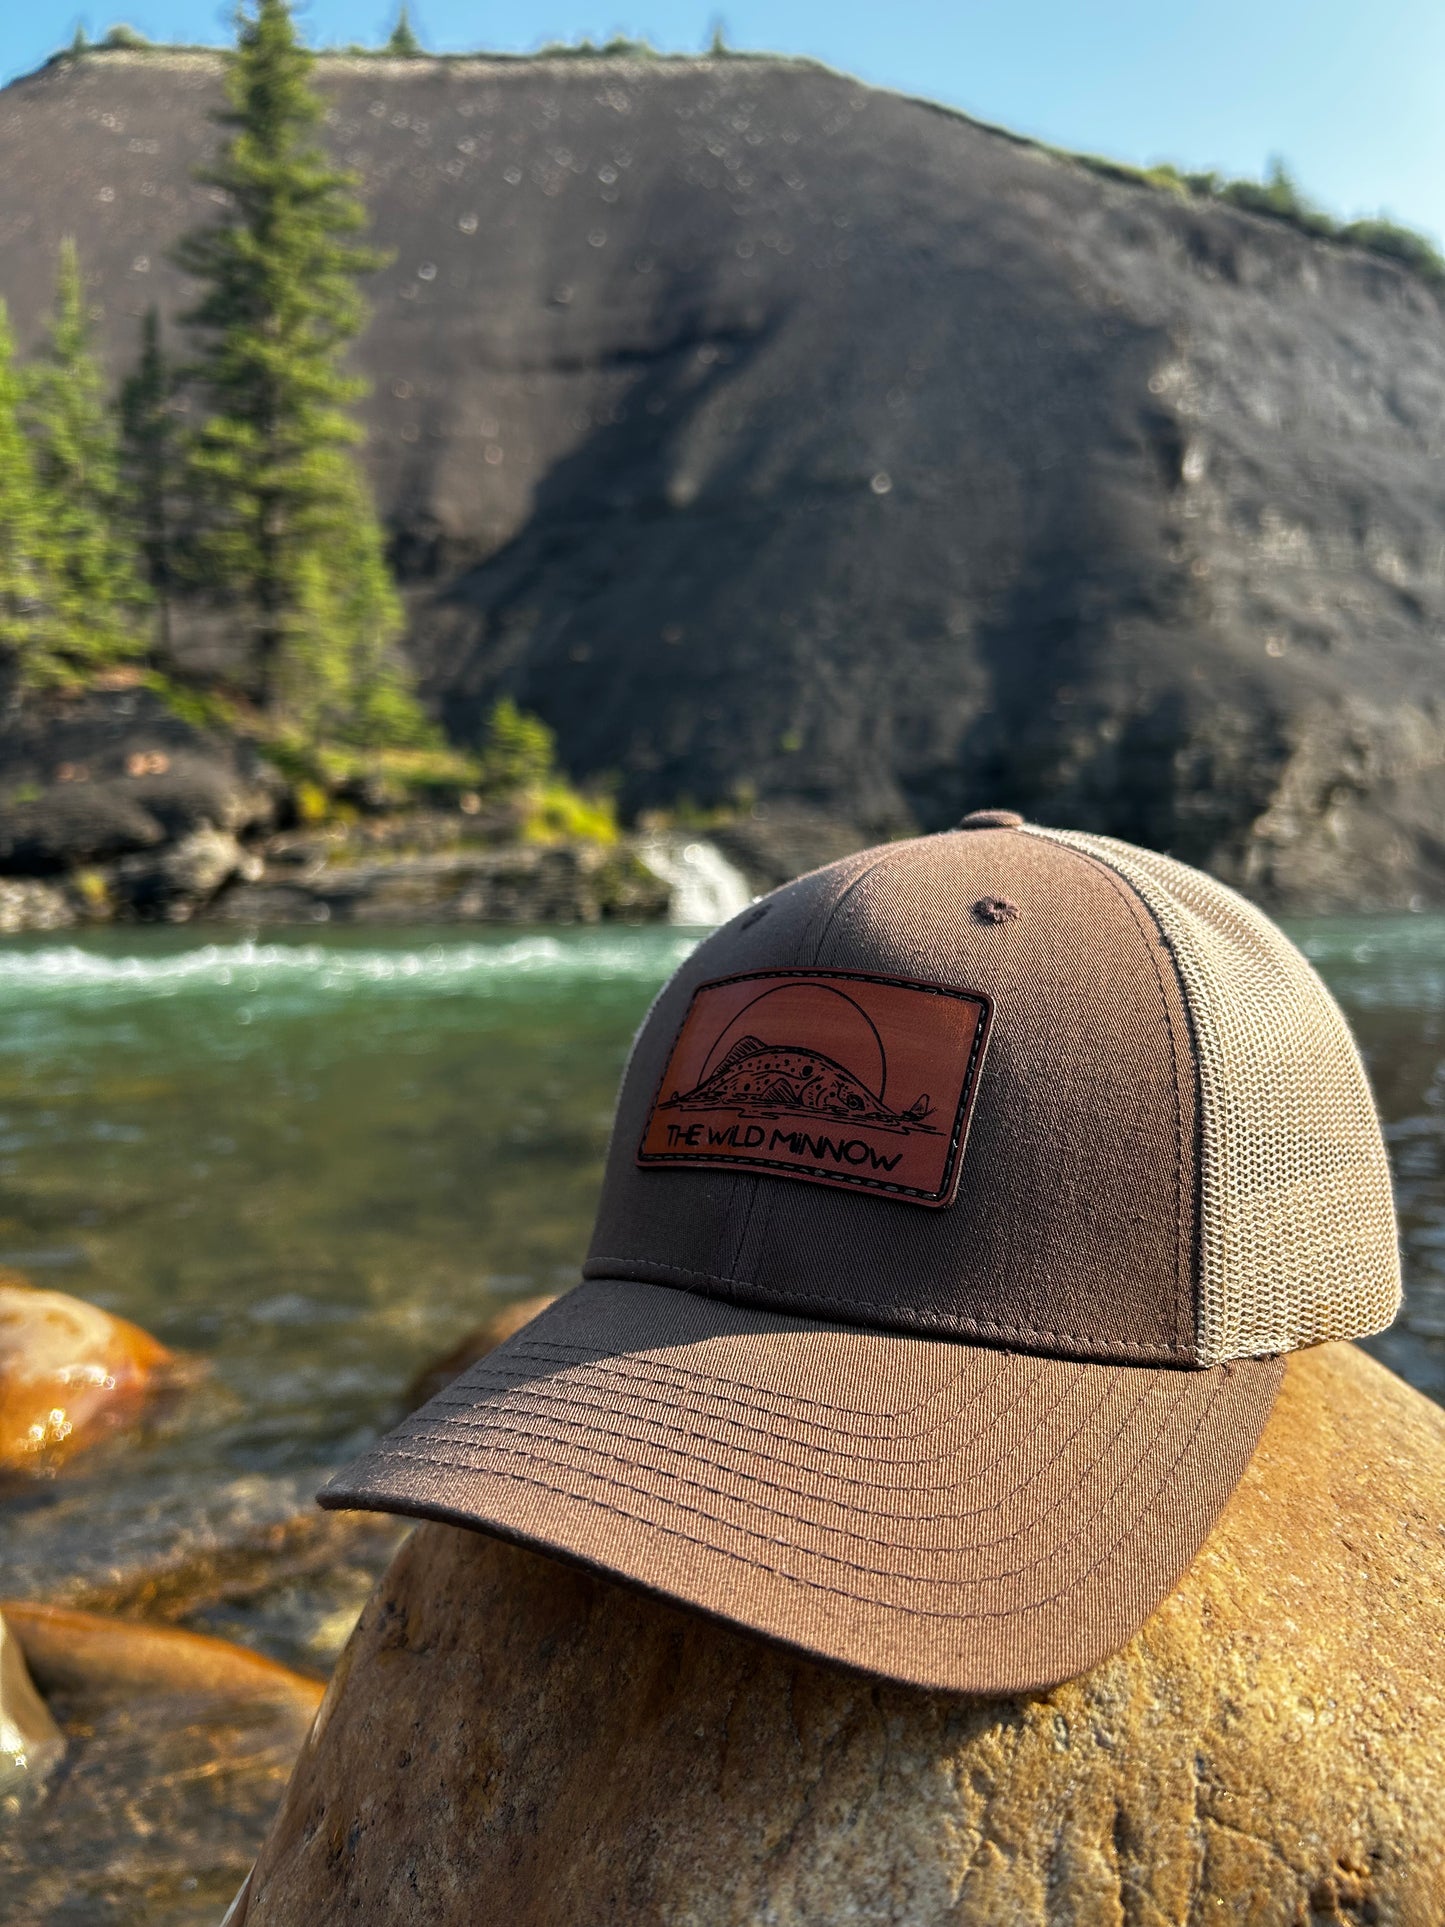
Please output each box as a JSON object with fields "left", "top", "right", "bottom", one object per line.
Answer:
{"left": 3, "top": 51, "right": 1444, "bottom": 904}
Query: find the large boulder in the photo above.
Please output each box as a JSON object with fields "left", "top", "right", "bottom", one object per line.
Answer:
{"left": 233, "top": 1340, "right": 1445, "bottom": 1925}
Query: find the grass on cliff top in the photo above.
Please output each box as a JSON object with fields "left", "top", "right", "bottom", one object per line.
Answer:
{"left": 44, "top": 33, "right": 1445, "bottom": 293}
{"left": 156, "top": 678, "right": 619, "bottom": 844}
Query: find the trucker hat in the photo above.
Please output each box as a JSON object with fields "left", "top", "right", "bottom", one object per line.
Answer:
{"left": 321, "top": 813, "right": 1401, "bottom": 1694}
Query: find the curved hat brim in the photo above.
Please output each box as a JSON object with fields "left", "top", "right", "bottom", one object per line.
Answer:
{"left": 320, "top": 1278, "right": 1283, "bottom": 1695}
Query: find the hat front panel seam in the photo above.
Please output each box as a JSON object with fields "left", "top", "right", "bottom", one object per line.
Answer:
{"left": 581, "top": 1256, "right": 1195, "bottom": 1359}
{"left": 1018, "top": 825, "right": 1199, "bottom": 1359}
{"left": 728, "top": 840, "right": 916, "bottom": 1291}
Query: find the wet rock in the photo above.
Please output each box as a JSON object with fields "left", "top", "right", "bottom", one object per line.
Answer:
{"left": 404, "top": 1293, "right": 558, "bottom": 1411}
{"left": 109, "top": 824, "right": 253, "bottom": 921}
{"left": 237, "top": 1342, "right": 1445, "bottom": 1925}
{"left": 0, "top": 1277, "right": 194, "bottom": 1476}
{"left": 0, "top": 685, "right": 279, "bottom": 880}
{"left": 0, "top": 878, "right": 75, "bottom": 934}
{"left": 0, "top": 1461, "right": 407, "bottom": 1675}
{"left": 0, "top": 1609, "right": 64, "bottom": 1797}
{"left": 0, "top": 1604, "right": 322, "bottom": 1926}
{"left": 207, "top": 843, "right": 669, "bottom": 925}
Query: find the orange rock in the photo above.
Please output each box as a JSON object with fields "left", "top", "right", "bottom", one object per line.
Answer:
{"left": 404, "top": 1293, "right": 557, "bottom": 1411}
{"left": 0, "top": 1602, "right": 325, "bottom": 1709}
{"left": 0, "top": 1275, "right": 193, "bottom": 1474}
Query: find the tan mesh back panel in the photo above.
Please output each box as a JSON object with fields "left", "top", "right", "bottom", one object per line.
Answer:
{"left": 1023, "top": 827, "right": 1401, "bottom": 1364}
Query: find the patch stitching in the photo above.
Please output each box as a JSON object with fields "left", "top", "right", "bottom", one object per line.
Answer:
{"left": 636, "top": 968, "right": 992, "bottom": 1206}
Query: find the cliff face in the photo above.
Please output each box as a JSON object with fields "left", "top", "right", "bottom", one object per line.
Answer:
{"left": 2, "top": 49, "right": 1444, "bottom": 906}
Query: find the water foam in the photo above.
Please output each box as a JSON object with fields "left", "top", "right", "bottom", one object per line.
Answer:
{"left": 0, "top": 932, "right": 699, "bottom": 1001}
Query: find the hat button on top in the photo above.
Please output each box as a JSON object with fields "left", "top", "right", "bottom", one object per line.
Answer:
{"left": 957, "top": 808, "right": 1025, "bottom": 830}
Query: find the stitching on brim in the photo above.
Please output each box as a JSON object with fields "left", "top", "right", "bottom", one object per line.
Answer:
{"left": 343, "top": 1366, "right": 1228, "bottom": 1623}
{"left": 431, "top": 1343, "right": 1099, "bottom": 1485}
{"left": 376, "top": 1371, "right": 1188, "bottom": 1584}
{"left": 476, "top": 1331, "right": 1014, "bottom": 1440}
{"left": 400, "top": 1366, "right": 1138, "bottom": 1537}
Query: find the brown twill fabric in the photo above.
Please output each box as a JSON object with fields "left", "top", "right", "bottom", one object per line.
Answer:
{"left": 322, "top": 819, "right": 1398, "bottom": 1695}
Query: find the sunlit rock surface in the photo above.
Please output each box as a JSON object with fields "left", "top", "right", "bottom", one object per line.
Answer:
{"left": 0, "top": 1609, "right": 64, "bottom": 1800}
{"left": 2, "top": 51, "right": 1444, "bottom": 903}
{"left": 237, "top": 1343, "right": 1445, "bottom": 1924}
{"left": 0, "top": 1605, "right": 323, "bottom": 1926}
{"left": 0, "top": 1277, "right": 194, "bottom": 1475}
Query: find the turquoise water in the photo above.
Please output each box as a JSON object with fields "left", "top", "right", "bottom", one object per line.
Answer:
{"left": 0, "top": 916, "right": 1440, "bottom": 1649}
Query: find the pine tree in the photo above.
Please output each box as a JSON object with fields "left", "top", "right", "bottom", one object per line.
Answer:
{"left": 278, "top": 459, "right": 425, "bottom": 747}
{"left": 386, "top": 5, "right": 422, "bottom": 55}
{"left": 119, "top": 305, "right": 175, "bottom": 657}
{"left": 22, "top": 238, "right": 149, "bottom": 683}
{"left": 175, "top": 0, "right": 426, "bottom": 744}
{"left": 0, "top": 303, "right": 58, "bottom": 682}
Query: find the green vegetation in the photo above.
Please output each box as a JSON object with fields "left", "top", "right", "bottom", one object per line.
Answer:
{"left": 2, "top": 0, "right": 431, "bottom": 758}
{"left": 174, "top": 0, "right": 423, "bottom": 745}
{"left": 118, "top": 307, "right": 176, "bottom": 653}
{"left": 0, "top": 5, "right": 615, "bottom": 846}
{"left": 475, "top": 697, "right": 557, "bottom": 795}
{"left": 0, "top": 305, "right": 54, "bottom": 672}
{"left": 1074, "top": 153, "right": 1445, "bottom": 286}
{"left": 14, "top": 242, "right": 149, "bottom": 688}
{"left": 473, "top": 698, "right": 619, "bottom": 843}
{"left": 385, "top": 5, "right": 423, "bottom": 56}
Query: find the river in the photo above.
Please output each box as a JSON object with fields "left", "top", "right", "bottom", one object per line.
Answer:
{"left": 0, "top": 917, "right": 1441, "bottom": 1672}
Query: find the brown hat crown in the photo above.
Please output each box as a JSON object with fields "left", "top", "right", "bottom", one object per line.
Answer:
{"left": 585, "top": 822, "right": 1399, "bottom": 1366}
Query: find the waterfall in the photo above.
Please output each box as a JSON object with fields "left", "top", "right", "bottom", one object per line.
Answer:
{"left": 635, "top": 834, "right": 755, "bottom": 927}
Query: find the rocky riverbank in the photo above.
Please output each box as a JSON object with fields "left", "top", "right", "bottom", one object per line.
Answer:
{"left": 0, "top": 687, "right": 768, "bottom": 929}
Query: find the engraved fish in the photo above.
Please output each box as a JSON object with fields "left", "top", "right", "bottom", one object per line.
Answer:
{"left": 664, "top": 1036, "right": 933, "bottom": 1128}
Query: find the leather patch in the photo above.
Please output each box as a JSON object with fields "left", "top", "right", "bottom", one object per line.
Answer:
{"left": 637, "top": 970, "right": 991, "bottom": 1206}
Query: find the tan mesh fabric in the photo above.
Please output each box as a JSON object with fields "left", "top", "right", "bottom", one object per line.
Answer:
{"left": 1023, "top": 828, "right": 1401, "bottom": 1364}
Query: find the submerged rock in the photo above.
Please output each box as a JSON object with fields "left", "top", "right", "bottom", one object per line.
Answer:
{"left": 404, "top": 1293, "right": 558, "bottom": 1412}
{"left": 0, "top": 1609, "right": 64, "bottom": 1799}
{"left": 237, "top": 1342, "right": 1445, "bottom": 1925}
{"left": 0, "top": 1605, "right": 322, "bottom": 1925}
{"left": 0, "top": 1277, "right": 194, "bottom": 1476}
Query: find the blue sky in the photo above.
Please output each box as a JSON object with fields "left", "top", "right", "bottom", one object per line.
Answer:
{"left": 4, "top": 0, "right": 1443, "bottom": 247}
